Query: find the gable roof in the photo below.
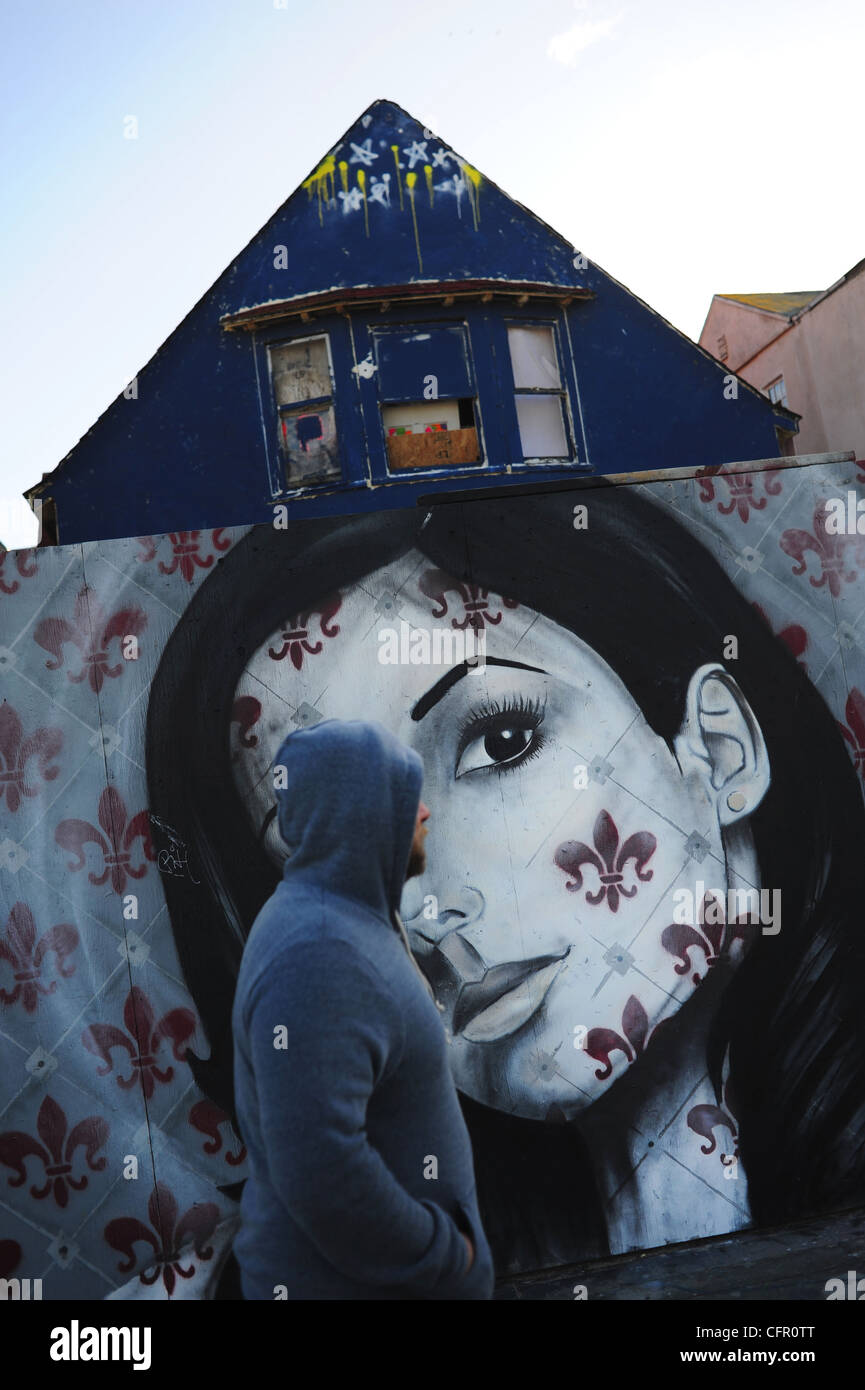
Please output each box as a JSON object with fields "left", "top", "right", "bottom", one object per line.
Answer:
{"left": 716, "top": 291, "right": 821, "bottom": 316}
{"left": 214, "top": 97, "right": 590, "bottom": 313}
{"left": 26, "top": 99, "right": 798, "bottom": 504}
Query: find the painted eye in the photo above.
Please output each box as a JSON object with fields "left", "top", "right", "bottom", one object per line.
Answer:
{"left": 455, "top": 693, "right": 548, "bottom": 779}
{"left": 455, "top": 717, "right": 545, "bottom": 778}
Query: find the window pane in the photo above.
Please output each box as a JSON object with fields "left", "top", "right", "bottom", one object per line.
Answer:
{"left": 767, "top": 377, "right": 788, "bottom": 407}
{"left": 381, "top": 399, "right": 463, "bottom": 433}
{"left": 507, "top": 326, "right": 561, "bottom": 389}
{"left": 515, "top": 395, "right": 569, "bottom": 457}
{"left": 279, "top": 404, "right": 340, "bottom": 483}
{"left": 270, "top": 337, "right": 332, "bottom": 406}
{"left": 374, "top": 326, "right": 473, "bottom": 400}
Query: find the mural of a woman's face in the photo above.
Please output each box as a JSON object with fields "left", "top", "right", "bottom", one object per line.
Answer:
{"left": 231, "top": 547, "right": 769, "bottom": 1120}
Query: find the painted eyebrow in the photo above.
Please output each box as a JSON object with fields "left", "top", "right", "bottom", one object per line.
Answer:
{"left": 410, "top": 657, "right": 548, "bottom": 722}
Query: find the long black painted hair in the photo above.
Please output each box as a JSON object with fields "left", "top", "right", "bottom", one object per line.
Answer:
{"left": 146, "top": 483, "right": 865, "bottom": 1272}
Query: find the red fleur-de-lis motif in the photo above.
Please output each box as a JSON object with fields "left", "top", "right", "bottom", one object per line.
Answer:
{"left": 838, "top": 688, "right": 865, "bottom": 780}
{"left": 555, "top": 810, "right": 656, "bottom": 912}
{"left": 230, "top": 696, "right": 262, "bottom": 753}
{"left": 82, "top": 986, "right": 196, "bottom": 1100}
{"left": 417, "top": 569, "right": 519, "bottom": 631}
{"left": 0, "top": 704, "right": 63, "bottom": 813}
{"left": 103, "top": 1182, "right": 220, "bottom": 1295}
{"left": 660, "top": 893, "right": 752, "bottom": 985}
{"left": 33, "top": 585, "right": 147, "bottom": 694}
{"left": 696, "top": 465, "right": 782, "bottom": 523}
{"left": 137, "top": 530, "right": 231, "bottom": 584}
{"left": 0, "top": 547, "right": 37, "bottom": 595}
{"left": 268, "top": 595, "right": 342, "bottom": 670}
{"left": 0, "top": 1095, "right": 108, "bottom": 1209}
{"left": 55, "top": 786, "right": 154, "bottom": 894}
{"left": 752, "top": 602, "right": 808, "bottom": 668}
{"left": 779, "top": 501, "right": 865, "bottom": 599}
{"left": 0, "top": 902, "right": 79, "bottom": 1014}
{"left": 584, "top": 995, "right": 669, "bottom": 1080}
{"left": 188, "top": 1100, "right": 247, "bottom": 1167}
{"left": 687, "top": 1076, "right": 739, "bottom": 1167}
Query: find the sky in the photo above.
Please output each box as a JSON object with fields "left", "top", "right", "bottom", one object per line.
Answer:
{"left": 2, "top": 0, "right": 864, "bottom": 549}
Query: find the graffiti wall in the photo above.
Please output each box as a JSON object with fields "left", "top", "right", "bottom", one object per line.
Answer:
{"left": 2, "top": 454, "right": 865, "bottom": 1297}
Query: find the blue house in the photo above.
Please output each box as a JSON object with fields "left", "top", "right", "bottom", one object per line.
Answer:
{"left": 25, "top": 99, "right": 798, "bottom": 545}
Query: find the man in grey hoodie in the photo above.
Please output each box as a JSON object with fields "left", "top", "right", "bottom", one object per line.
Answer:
{"left": 231, "top": 717, "right": 495, "bottom": 1300}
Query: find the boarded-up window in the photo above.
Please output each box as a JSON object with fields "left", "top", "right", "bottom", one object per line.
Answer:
{"left": 373, "top": 325, "right": 481, "bottom": 472}
{"left": 268, "top": 335, "right": 340, "bottom": 485}
{"left": 507, "top": 325, "right": 570, "bottom": 459}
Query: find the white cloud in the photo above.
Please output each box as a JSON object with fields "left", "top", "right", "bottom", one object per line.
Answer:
{"left": 548, "top": 11, "right": 622, "bottom": 66}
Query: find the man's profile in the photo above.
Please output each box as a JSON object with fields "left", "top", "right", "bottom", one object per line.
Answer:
{"left": 231, "top": 717, "right": 494, "bottom": 1299}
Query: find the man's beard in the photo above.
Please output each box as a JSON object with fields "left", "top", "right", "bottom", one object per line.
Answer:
{"left": 405, "top": 844, "right": 426, "bottom": 880}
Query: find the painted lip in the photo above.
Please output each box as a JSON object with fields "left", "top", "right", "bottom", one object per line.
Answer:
{"left": 453, "top": 949, "right": 570, "bottom": 1043}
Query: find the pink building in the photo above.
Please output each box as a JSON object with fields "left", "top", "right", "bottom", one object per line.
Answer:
{"left": 699, "top": 258, "right": 865, "bottom": 459}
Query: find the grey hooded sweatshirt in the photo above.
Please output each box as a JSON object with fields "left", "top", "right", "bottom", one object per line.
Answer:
{"left": 231, "top": 717, "right": 495, "bottom": 1300}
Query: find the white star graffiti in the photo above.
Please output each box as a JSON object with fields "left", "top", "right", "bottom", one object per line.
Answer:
{"left": 349, "top": 138, "right": 378, "bottom": 166}
{"left": 338, "top": 186, "right": 364, "bottom": 213}
{"left": 402, "top": 139, "right": 429, "bottom": 169}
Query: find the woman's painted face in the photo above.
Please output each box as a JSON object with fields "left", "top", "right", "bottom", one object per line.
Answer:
{"left": 231, "top": 548, "right": 748, "bottom": 1120}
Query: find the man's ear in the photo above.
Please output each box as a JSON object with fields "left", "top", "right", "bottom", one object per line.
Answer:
{"left": 673, "top": 664, "right": 770, "bottom": 827}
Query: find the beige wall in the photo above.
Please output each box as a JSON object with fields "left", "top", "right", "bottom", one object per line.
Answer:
{"left": 700, "top": 273, "right": 865, "bottom": 461}
{"left": 782, "top": 270, "right": 865, "bottom": 458}
{"left": 700, "top": 297, "right": 786, "bottom": 372}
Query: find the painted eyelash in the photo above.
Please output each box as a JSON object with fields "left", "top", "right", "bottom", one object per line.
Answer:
{"left": 456, "top": 692, "right": 548, "bottom": 775}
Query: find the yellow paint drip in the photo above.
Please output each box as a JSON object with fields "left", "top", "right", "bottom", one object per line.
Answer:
{"left": 338, "top": 160, "right": 349, "bottom": 195}
{"left": 357, "top": 168, "right": 369, "bottom": 237}
{"left": 391, "top": 145, "right": 404, "bottom": 210}
{"left": 460, "top": 160, "right": 482, "bottom": 230}
{"left": 302, "top": 153, "right": 336, "bottom": 225}
{"left": 405, "top": 171, "right": 422, "bottom": 274}
{"left": 424, "top": 164, "right": 434, "bottom": 207}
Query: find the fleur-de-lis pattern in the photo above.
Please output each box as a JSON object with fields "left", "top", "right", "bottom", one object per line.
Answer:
{"left": 555, "top": 810, "right": 656, "bottom": 912}
{"left": 780, "top": 500, "right": 865, "bottom": 599}
{"left": 662, "top": 894, "right": 754, "bottom": 986}
{"left": 696, "top": 463, "right": 783, "bottom": 522}
{"left": 0, "top": 703, "right": 63, "bottom": 813}
{"left": 584, "top": 995, "right": 669, "bottom": 1080}
{"left": 55, "top": 786, "right": 154, "bottom": 894}
{"left": 137, "top": 530, "right": 231, "bottom": 583}
{"left": 417, "top": 568, "right": 519, "bottom": 629}
{"left": 0, "top": 455, "right": 863, "bottom": 1295}
{"left": 0, "top": 901, "right": 79, "bottom": 1013}
{"left": 0, "top": 1095, "right": 108, "bottom": 1208}
{"left": 267, "top": 595, "right": 342, "bottom": 669}
{"left": 687, "top": 1076, "right": 740, "bottom": 1168}
{"left": 103, "top": 1182, "right": 220, "bottom": 1295}
{"left": 82, "top": 986, "right": 196, "bottom": 1099}
{"left": 33, "top": 585, "right": 148, "bottom": 693}
{"left": 188, "top": 1100, "right": 247, "bottom": 1166}
{"left": 0, "top": 547, "right": 37, "bottom": 595}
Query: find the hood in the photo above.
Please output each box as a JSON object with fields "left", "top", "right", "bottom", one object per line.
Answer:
{"left": 272, "top": 718, "right": 424, "bottom": 922}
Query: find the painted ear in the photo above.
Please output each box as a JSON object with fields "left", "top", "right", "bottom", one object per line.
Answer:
{"left": 674, "top": 664, "right": 770, "bottom": 827}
